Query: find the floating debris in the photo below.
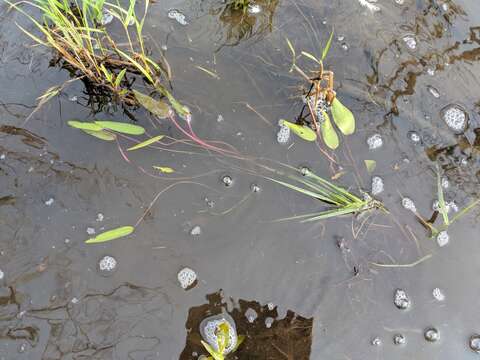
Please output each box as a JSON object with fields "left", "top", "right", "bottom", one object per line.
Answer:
{"left": 222, "top": 175, "right": 233, "bottom": 187}
{"left": 427, "top": 85, "right": 440, "bottom": 98}
{"left": 44, "top": 197, "right": 54, "bottom": 206}
{"left": 247, "top": 3, "right": 262, "bottom": 14}
{"left": 86, "top": 227, "right": 96, "bottom": 236}
{"left": 96, "top": 213, "right": 104, "bottom": 222}
{"left": 167, "top": 9, "right": 188, "bottom": 26}
{"left": 178, "top": 267, "right": 197, "bottom": 289}
{"left": 251, "top": 183, "right": 261, "bottom": 193}
{"left": 469, "top": 334, "right": 480, "bottom": 353}
{"left": 432, "top": 287, "right": 445, "bottom": 302}
{"left": 402, "top": 197, "right": 417, "bottom": 213}
{"left": 402, "top": 34, "right": 417, "bottom": 50}
{"left": 200, "top": 313, "right": 238, "bottom": 354}
{"left": 424, "top": 327, "right": 440, "bottom": 342}
{"left": 190, "top": 225, "right": 202, "bottom": 236}
{"left": 276, "top": 123, "right": 291, "bottom": 144}
{"left": 371, "top": 176, "right": 384, "bottom": 196}
{"left": 100, "top": 10, "right": 113, "bottom": 25}
{"left": 393, "top": 334, "right": 406, "bottom": 345}
{"left": 245, "top": 308, "right": 258, "bottom": 323}
{"left": 371, "top": 337, "right": 382, "bottom": 346}
{"left": 394, "top": 289, "right": 411, "bottom": 310}
{"left": 409, "top": 131, "right": 422, "bottom": 145}
{"left": 98, "top": 255, "right": 117, "bottom": 274}
{"left": 367, "top": 133, "right": 383, "bottom": 150}
{"left": 441, "top": 104, "right": 468, "bottom": 133}
{"left": 436, "top": 231, "right": 449, "bottom": 247}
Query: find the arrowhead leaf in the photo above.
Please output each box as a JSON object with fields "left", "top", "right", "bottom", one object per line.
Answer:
{"left": 319, "top": 111, "right": 339, "bottom": 149}
{"left": 94, "top": 121, "right": 145, "bottom": 135}
{"left": 279, "top": 120, "right": 317, "bottom": 142}
{"left": 331, "top": 98, "right": 355, "bottom": 135}
{"left": 85, "top": 226, "right": 134, "bottom": 244}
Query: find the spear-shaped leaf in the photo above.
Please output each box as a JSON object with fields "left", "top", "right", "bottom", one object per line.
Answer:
{"left": 319, "top": 111, "right": 339, "bottom": 149}
{"left": 279, "top": 119, "right": 317, "bottom": 142}
{"left": 331, "top": 98, "right": 355, "bottom": 135}
{"left": 127, "top": 135, "right": 164, "bottom": 151}
{"left": 133, "top": 90, "right": 171, "bottom": 118}
{"left": 94, "top": 121, "right": 145, "bottom": 135}
{"left": 85, "top": 226, "right": 134, "bottom": 244}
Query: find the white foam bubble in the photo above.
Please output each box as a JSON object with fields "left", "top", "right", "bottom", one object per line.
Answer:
{"left": 177, "top": 267, "right": 197, "bottom": 289}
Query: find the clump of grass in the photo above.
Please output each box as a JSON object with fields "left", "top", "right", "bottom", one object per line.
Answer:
{"left": 7, "top": 0, "right": 171, "bottom": 108}
{"left": 266, "top": 168, "right": 386, "bottom": 222}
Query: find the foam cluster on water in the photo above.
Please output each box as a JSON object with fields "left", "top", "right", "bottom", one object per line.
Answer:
{"left": 276, "top": 123, "right": 290, "bottom": 144}
{"left": 367, "top": 134, "right": 383, "bottom": 150}
{"left": 441, "top": 104, "right": 468, "bottom": 133}
{"left": 432, "top": 287, "right": 445, "bottom": 302}
{"left": 402, "top": 197, "right": 417, "bottom": 213}
{"left": 436, "top": 231, "right": 449, "bottom": 247}
{"left": 177, "top": 267, "right": 197, "bottom": 289}
{"left": 371, "top": 176, "right": 384, "bottom": 196}
{"left": 98, "top": 255, "right": 117, "bottom": 272}
{"left": 402, "top": 34, "right": 417, "bottom": 50}
{"left": 200, "top": 314, "right": 237, "bottom": 354}
{"left": 394, "top": 289, "right": 411, "bottom": 310}
{"left": 167, "top": 9, "right": 188, "bottom": 25}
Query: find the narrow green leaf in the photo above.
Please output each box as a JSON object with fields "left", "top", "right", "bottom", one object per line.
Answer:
{"left": 319, "top": 111, "right": 339, "bottom": 149}
{"left": 115, "top": 68, "right": 127, "bottom": 88}
{"left": 152, "top": 166, "right": 175, "bottom": 173}
{"left": 68, "top": 120, "right": 103, "bottom": 131}
{"left": 321, "top": 28, "right": 334, "bottom": 61}
{"left": 285, "top": 37, "right": 296, "bottom": 72}
{"left": 133, "top": 89, "right": 171, "bottom": 118}
{"left": 94, "top": 121, "right": 145, "bottom": 135}
{"left": 279, "top": 119, "right": 317, "bottom": 142}
{"left": 85, "top": 226, "right": 134, "bottom": 244}
{"left": 437, "top": 166, "right": 449, "bottom": 226}
{"left": 331, "top": 98, "right": 355, "bottom": 135}
{"left": 301, "top": 51, "right": 320, "bottom": 64}
{"left": 449, "top": 198, "right": 480, "bottom": 225}
{"left": 364, "top": 160, "right": 376, "bottom": 173}
{"left": 127, "top": 135, "right": 164, "bottom": 151}
{"left": 82, "top": 129, "right": 116, "bottom": 141}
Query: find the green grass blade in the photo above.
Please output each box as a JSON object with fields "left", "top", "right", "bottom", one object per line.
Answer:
{"left": 85, "top": 225, "right": 134, "bottom": 244}
{"left": 436, "top": 165, "right": 449, "bottom": 226}
{"left": 321, "top": 28, "right": 334, "bottom": 61}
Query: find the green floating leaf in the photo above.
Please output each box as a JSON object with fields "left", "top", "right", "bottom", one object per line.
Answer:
{"left": 82, "top": 129, "right": 116, "bottom": 141}
{"left": 280, "top": 119, "right": 317, "bottom": 142}
{"left": 85, "top": 226, "right": 134, "bottom": 244}
{"left": 331, "top": 98, "right": 355, "bottom": 135}
{"left": 153, "top": 166, "right": 175, "bottom": 173}
{"left": 127, "top": 135, "right": 165, "bottom": 151}
{"left": 364, "top": 160, "right": 376, "bottom": 173}
{"left": 68, "top": 120, "right": 103, "bottom": 131}
{"left": 94, "top": 121, "right": 145, "bottom": 135}
{"left": 319, "top": 111, "right": 339, "bottom": 149}
{"left": 133, "top": 89, "right": 171, "bottom": 118}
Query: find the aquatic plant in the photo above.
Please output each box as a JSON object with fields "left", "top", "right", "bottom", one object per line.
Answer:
{"left": 266, "top": 168, "right": 386, "bottom": 222}
{"left": 7, "top": 0, "right": 172, "bottom": 109}
{"left": 285, "top": 31, "right": 356, "bottom": 149}
{"left": 201, "top": 321, "right": 244, "bottom": 360}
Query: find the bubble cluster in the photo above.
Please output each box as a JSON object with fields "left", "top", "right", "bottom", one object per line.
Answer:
{"left": 432, "top": 287, "right": 445, "bottom": 302}
{"left": 367, "top": 134, "right": 383, "bottom": 150}
{"left": 177, "top": 267, "right": 197, "bottom": 289}
{"left": 393, "top": 334, "right": 406, "bottom": 345}
{"left": 424, "top": 327, "right": 440, "bottom": 342}
{"left": 200, "top": 314, "right": 237, "bottom": 354}
{"left": 247, "top": 3, "right": 262, "bottom": 14}
{"left": 441, "top": 104, "right": 468, "bottom": 133}
{"left": 436, "top": 231, "right": 449, "bottom": 247}
{"left": 98, "top": 255, "right": 117, "bottom": 273}
{"left": 402, "top": 35, "right": 417, "bottom": 50}
{"left": 277, "top": 124, "right": 291, "bottom": 144}
{"left": 394, "top": 289, "right": 411, "bottom": 310}
{"left": 432, "top": 200, "right": 458, "bottom": 213}
{"left": 190, "top": 225, "right": 202, "bottom": 236}
{"left": 371, "top": 337, "right": 382, "bottom": 346}
{"left": 402, "top": 197, "right": 417, "bottom": 213}
{"left": 371, "top": 176, "right": 384, "bottom": 196}
{"left": 408, "top": 131, "right": 421, "bottom": 144}
{"left": 167, "top": 9, "right": 188, "bottom": 25}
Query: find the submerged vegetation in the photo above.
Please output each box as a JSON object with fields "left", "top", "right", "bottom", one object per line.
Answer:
{"left": 285, "top": 31, "right": 356, "bottom": 149}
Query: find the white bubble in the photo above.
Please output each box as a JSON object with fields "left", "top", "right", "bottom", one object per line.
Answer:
{"left": 427, "top": 85, "right": 440, "bottom": 98}
{"left": 100, "top": 10, "right": 113, "bottom": 25}
{"left": 86, "top": 227, "right": 96, "bottom": 236}
{"left": 44, "top": 198, "right": 54, "bottom": 206}
{"left": 469, "top": 335, "right": 480, "bottom": 353}
{"left": 357, "top": 0, "right": 380, "bottom": 13}
{"left": 222, "top": 175, "right": 233, "bottom": 187}
{"left": 190, "top": 225, "right": 202, "bottom": 236}
{"left": 393, "top": 333, "right": 406, "bottom": 345}
{"left": 276, "top": 125, "right": 290, "bottom": 144}
{"left": 0, "top": 269, "right": 4, "bottom": 280}
{"left": 432, "top": 287, "right": 445, "bottom": 302}
{"left": 441, "top": 177, "right": 449, "bottom": 189}
{"left": 402, "top": 35, "right": 417, "bottom": 50}
{"left": 371, "top": 176, "right": 384, "bottom": 196}
{"left": 371, "top": 337, "right": 382, "bottom": 346}
{"left": 265, "top": 317, "right": 274, "bottom": 328}
{"left": 96, "top": 213, "right": 104, "bottom": 222}
{"left": 245, "top": 308, "right": 258, "bottom": 323}
{"left": 247, "top": 3, "right": 262, "bottom": 14}
{"left": 424, "top": 328, "right": 440, "bottom": 342}
{"left": 98, "top": 255, "right": 117, "bottom": 272}
{"left": 394, "top": 289, "right": 411, "bottom": 310}
{"left": 167, "top": 9, "right": 188, "bottom": 25}
{"left": 402, "top": 197, "right": 417, "bottom": 212}
{"left": 177, "top": 267, "right": 197, "bottom": 289}
{"left": 71, "top": 297, "right": 79, "bottom": 304}
{"left": 367, "top": 134, "right": 383, "bottom": 150}
{"left": 436, "top": 231, "right": 449, "bottom": 247}
{"left": 441, "top": 104, "right": 468, "bottom": 133}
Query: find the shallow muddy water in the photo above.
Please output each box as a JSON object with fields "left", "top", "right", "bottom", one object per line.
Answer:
{"left": 1, "top": 0, "right": 480, "bottom": 359}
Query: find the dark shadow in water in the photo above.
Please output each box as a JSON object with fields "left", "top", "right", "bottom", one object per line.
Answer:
{"left": 179, "top": 290, "right": 313, "bottom": 359}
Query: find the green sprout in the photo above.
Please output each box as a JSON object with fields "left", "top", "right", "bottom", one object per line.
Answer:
{"left": 200, "top": 322, "right": 245, "bottom": 360}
